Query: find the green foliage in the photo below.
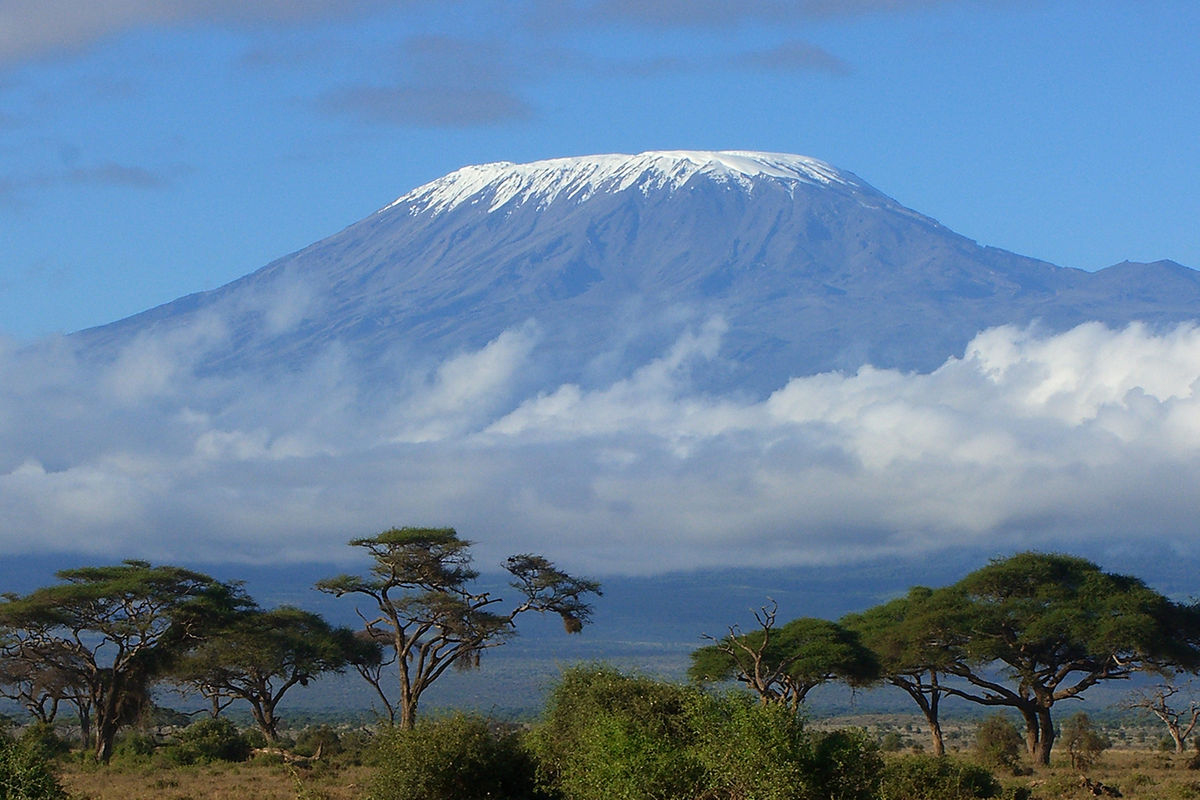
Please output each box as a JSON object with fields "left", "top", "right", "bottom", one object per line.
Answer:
{"left": 688, "top": 692, "right": 812, "bottom": 800}
{"left": 530, "top": 664, "right": 883, "bottom": 800}
{"left": 1062, "top": 712, "right": 1110, "bottom": 770}
{"left": 173, "top": 606, "right": 364, "bottom": 741}
{"left": 974, "top": 714, "right": 1025, "bottom": 772}
{"left": 368, "top": 713, "right": 540, "bottom": 800}
{"left": 0, "top": 735, "right": 67, "bottom": 800}
{"left": 0, "top": 560, "right": 250, "bottom": 762}
{"left": 806, "top": 728, "right": 883, "bottom": 800}
{"left": 690, "top": 612, "right": 879, "bottom": 709}
{"left": 16, "top": 724, "right": 67, "bottom": 762}
{"left": 166, "top": 717, "right": 253, "bottom": 764}
{"left": 109, "top": 731, "right": 156, "bottom": 764}
{"left": 529, "top": 665, "right": 702, "bottom": 800}
{"left": 878, "top": 754, "right": 1001, "bottom": 800}
{"left": 293, "top": 724, "right": 342, "bottom": 758}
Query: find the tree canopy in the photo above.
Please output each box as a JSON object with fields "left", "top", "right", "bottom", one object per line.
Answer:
{"left": 172, "top": 606, "right": 369, "bottom": 741}
{"left": 927, "top": 552, "right": 1200, "bottom": 764}
{"left": 317, "top": 526, "right": 601, "bottom": 728}
{"left": 690, "top": 603, "right": 878, "bottom": 711}
{"left": 0, "top": 561, "right": 247, "bottom": 761}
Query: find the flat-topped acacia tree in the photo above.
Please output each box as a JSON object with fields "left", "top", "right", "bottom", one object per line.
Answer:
{"left": 172, "top": 606, "right": 369, "bottom": 742}
{"left": 0, "top": 561, "right": 246, "bottom": 762}
{"left": 689, "top": 602, "right": 879, "bottom": 711}
{"left": 317, "top": 527, "right": 601, "bottom": 728}
{"left": 933, "top": 552, "right": 1200, "bottom": 765}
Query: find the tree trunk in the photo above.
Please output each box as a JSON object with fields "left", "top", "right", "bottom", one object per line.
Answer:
{"left": 251, "top": 701, "right": 280, "bottom": 742}
{"left": 926, "top": 714, "right": 945, "bottom": 757}
{"left": 1020, "top": 707, "right": 1040, "bottom": 759}
{"left": 1035, "top": 709, "right": 1055, "bottom": 766}
{"left": 94, "top": 717, "right": 118, "bottom": 763}
{"left": 399, "top": 696, "right": 417, "bottom": 730}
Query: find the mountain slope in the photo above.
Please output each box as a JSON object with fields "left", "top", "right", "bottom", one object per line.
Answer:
{"left": 77, "top": 151, "right": 1200, "bottom": 393}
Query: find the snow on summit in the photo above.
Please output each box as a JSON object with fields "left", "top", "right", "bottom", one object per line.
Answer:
{"left": 387, "top": 151, "right": 868, "bottom": 216}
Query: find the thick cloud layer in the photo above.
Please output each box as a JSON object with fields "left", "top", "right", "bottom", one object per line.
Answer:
{"left": 3, "top": 316, "right": 1199, "bottom": 574}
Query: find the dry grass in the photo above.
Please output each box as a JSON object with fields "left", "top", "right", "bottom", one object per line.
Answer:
{"left": 1004, "top": 748, "right": 1200, "bottom": 800}
{"left": 58, "top": 758, "right": 373, "bottom": 800}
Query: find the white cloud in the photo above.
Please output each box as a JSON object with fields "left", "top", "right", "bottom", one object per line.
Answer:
{"left": 2, "top": 319, "right": 1200, "bottom": 574}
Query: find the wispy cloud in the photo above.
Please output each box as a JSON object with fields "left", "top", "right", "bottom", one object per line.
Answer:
{"left": 3, "top": 317, "right": 1199, "bottom": 574}
{"left": 0, "top": 0, "right": 391, "bottom": 64}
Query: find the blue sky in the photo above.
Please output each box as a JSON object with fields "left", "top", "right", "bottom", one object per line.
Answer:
{"left": 1, "top": 0, "right": 1197, "bottom": 340}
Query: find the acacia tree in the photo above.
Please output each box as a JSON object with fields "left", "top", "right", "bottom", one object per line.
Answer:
{"left": 316, "top": 527, "right": 601, "bottom": 729}
{"left": 932, "top": 552, "right": 1200, "bottom": 765}
{"left": 0, "top": 633, "right": 93, "bottom": 742}
{"left": 173, "top": 606, "right": 369, "bottom": 741}
{"left": 1124, "top": 680, "right": 1200, "bottom": 753}
{"left": 689, "top": 602, "right": 878, "bottom": 711}
{"left": 0, "top": 561, "right": 246, "bottom": 762}
{"left": 842, "top": 587, "right": 958, "bottom": 756}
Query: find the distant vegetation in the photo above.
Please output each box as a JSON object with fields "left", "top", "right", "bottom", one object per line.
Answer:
{"left": 3, "top": 544, "right": 1200, "bottom": 799}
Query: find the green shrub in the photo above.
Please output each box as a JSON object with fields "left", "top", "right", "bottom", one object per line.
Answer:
{"left": 166, "top": 717, "right": 252, "bottom": 764}
{"left": 17, "top": 723, "right": 68, "bottom": 761}
{"left": 807, "top": 728, "right": 883, "bottom": 800}
{"left": 110, "top": 731, "right": 157, "bottom": 764}
{"left": 0, "top": 735, "right": 68, "bottom": 800}
{"left": 689, "top": 693, "right": 811, "bottom": 800}
{"left": 294, "top": 724, "right": 342, "bottom": 758}
{"left": 879, "top": 754, "right": 1000, "bottom": 800}
{"left": 528, "top": 664, "right": 884, "bottom": 800}
{"left": 527, "top": 665, "right": 703, "bottom": 800}
{"left": 369, "top": 713, "right": 540, "bottom": 800}
{"left": 973, "top": 714, "right": 1025, "bottom": 772}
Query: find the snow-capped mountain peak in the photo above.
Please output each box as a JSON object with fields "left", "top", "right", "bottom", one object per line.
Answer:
{"left": 385, "top": 150, "right": 867, "bottom": 216}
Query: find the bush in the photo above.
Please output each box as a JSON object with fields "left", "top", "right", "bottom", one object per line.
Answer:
{"left": 294, "top": 724, "right": 342, "bottom": 758}
{"left": 528, "top": 665, "right": 883, "bottom": 800}
{"left": 110, "top": 731, "right": 157, "bottom": 764}
{"left": 165, "top": 717, "right": 253, "bottom": 764}
{"left": 879, "top": 754, "right": 1001, "bottom": 800}
{"left": 974, "top": 714, "right": 1025, "bottom": 772}
{"left": 0, "top": 735, "right": 68, "bottom": 800}
{"left": 1062, "top": 712, "right": 1110, "bottom": 771}
{"left": 528, "top": 665, "right": 703, "bottom": 800}
{"left": 807, "top": 728, "right": 883, "bottom": 800}
{"left": 17, "top": 723, "right": 69, "bottom": 761}
{"left": 369, "top": 713, "right": 540, "bottom": 800}
{"left": 689, "top": 692, "right": 811, "bottom": 800}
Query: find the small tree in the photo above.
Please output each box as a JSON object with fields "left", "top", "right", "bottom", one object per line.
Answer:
{"left": 0, "top": 561, "right": 247, "bottom": 762}
{"left": 317, "top": 527, "right": 600, "bottom": 729}
{"left": 973, "top": 713, "right": 1024, "bottom": 772}
{"left": 689, "top": 602, "right": 878, "bottom": 711}
{"left": 1062, "top": 712, "right": 1110, "bottom": 770}
{"left": 173, "top": 606, "right": 369, "bottom": 741}
{"left": 1124, "top": 679, "right": 1200, "bottom": 754}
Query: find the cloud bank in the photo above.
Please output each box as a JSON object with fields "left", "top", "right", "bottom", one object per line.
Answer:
{"left": 3, "top": 316, "right": 1199, "bottom": 575}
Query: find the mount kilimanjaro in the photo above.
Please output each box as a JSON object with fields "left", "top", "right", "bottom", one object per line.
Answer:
{"left": 76, "top": 150, "right": 1200, "bottom": 394}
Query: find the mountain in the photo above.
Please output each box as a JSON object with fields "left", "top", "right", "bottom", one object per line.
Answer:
{"left": 78, "top": 150, "right": 1200, "bottom": 394}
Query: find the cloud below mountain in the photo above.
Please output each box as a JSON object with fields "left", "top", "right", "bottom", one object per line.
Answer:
{"left": 3, "top": 318, "right": 1199, "bottom": 574}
